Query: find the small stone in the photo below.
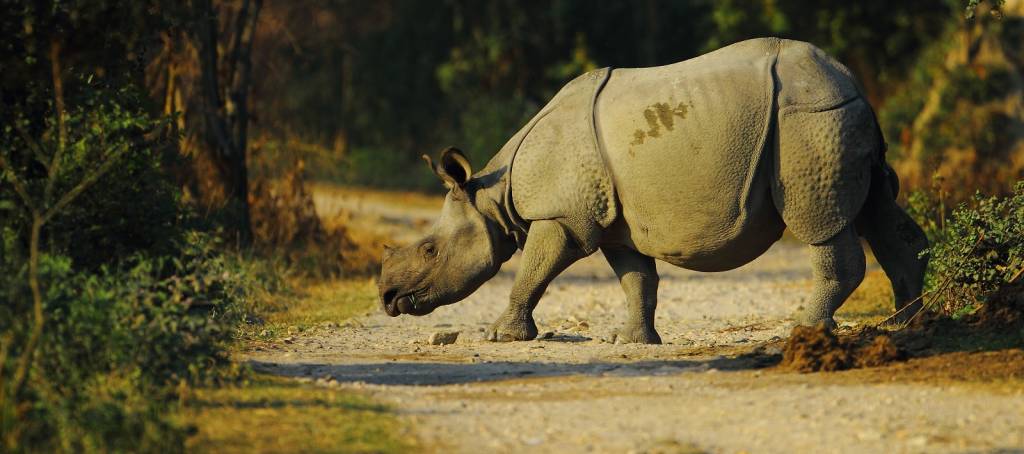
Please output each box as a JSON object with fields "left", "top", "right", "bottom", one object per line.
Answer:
{"left": 538, "top": 331, "right": 554, "bottom": 340}
{"left": 244, "top": 314, "right": 265, "bottom": 326}
{"left": 282, "top": 336, "right": 295, "bottom": 344}
{"left": 428, "top": 331, "right": 460, "bottom": 345}
{"left": 576, "top": 321, "right": 590, "bottom": 330}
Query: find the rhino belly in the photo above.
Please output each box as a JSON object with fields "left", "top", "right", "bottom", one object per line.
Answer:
{"left": 595, "top": 44, "right": 783, "bottom": 271}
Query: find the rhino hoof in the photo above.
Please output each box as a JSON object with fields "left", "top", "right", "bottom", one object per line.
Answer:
{"left": 484, "top": 317, "right": 537, "bottom": 342}
{"left": 613, "top": 327, "right": 662, "bottom": 344}
{"left": 794, "top": 314, "right": 838, "bottom": 331}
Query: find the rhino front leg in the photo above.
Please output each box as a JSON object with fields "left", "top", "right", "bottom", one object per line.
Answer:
{"left": 485, "top": 220, "right": 586, "bottom": 342}
{"left": 602, "top": 247, "right": 662, "bottom": 344}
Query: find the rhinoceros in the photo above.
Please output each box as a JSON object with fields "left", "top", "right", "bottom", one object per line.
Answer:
{"left": 377, "top": 37, "right": 928, "bottom": 343}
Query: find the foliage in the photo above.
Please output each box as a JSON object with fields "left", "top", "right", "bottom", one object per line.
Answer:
{"left": 705, "top": 0, "right": 952, "bottom": 96}
{"left": 876, "top": 1, "right": 1024, "bottom": 203}
{"left": 1, "top": 82, "right": 181, "bottom": 269}
{"left": 252, "top": 0, "right": 717, "bottom": 191}
{"left": 914, "top": 182, "right": 1024, "bottom": 315}
{"left": 0, "top": 230, "right": 286, "bottom": 452}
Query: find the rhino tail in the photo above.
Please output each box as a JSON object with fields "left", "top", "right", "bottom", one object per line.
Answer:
{"left": 854, "top": 101, "right": 902, "bottom": 235}
{"left": 864, "top": 99, "right": 899, "bottom": 200}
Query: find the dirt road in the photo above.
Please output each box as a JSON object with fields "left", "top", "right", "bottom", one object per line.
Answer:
{"left": 246, "top": 187, "right": 1024, "bottom": 453}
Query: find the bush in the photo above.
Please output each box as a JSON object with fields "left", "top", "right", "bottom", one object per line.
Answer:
{"left": 0, "top": 231, "right": 280, "bottom": 452}
{"left": 916, "top": 181, "right": 1024, "bottom": 316}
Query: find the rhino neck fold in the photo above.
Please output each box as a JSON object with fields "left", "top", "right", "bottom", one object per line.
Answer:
{"left": 469, "top": 168, "right": 526, "bottom": 255}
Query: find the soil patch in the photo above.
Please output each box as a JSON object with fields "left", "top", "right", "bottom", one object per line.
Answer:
{"left": 780, "top": 324, "right": 904, "bottom": 372}
{"left": 779, "top": 286, "right": 1024, "bottom": 373}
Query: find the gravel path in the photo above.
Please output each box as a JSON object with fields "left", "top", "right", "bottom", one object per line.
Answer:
{"left": 245, "top": 188, "right": 1024, "bottom": 453}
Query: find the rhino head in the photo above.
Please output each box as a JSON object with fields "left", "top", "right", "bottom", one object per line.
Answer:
{"left": 378, "top": 147, "right": 516, "bottom": 317}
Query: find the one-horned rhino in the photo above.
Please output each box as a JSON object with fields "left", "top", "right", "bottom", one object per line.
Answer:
{"left": 377, "top": 38, "right": 928, "bottom": 343}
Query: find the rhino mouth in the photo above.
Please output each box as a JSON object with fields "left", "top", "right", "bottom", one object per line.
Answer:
{"left": 383, "top": 293, "right": 435, "bottom": 317}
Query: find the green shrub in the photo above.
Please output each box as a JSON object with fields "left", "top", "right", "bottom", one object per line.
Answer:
{"left": 918, "top": 182, "right": 1024, "bottom": 315}
{"left": 0, "top": 81, "right": 182, "bottom": 270}
{"left": 0, "top": 231, "right": 284, "bottom": 452}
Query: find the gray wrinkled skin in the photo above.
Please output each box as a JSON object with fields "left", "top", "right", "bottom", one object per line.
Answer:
{"left": 378, "top": 38, "right": 928, "bottom": 343}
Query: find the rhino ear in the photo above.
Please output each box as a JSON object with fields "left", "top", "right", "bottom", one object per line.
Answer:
{"left": 422, "top": 147, "right": 472, "bottom": 188}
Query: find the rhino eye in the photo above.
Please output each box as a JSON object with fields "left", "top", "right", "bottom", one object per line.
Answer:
{"left": 421, "top": 242, "right": 437, "bottom": 258}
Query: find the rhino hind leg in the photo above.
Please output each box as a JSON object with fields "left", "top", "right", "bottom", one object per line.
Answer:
{"left": 602, "top": 247, "right": 662, "bottom": 344}
{"left": 798, "top": 225, "right": 866, "bottom": 328}
{"left": 856, "top": 168, "right": 929, "bottom": 324}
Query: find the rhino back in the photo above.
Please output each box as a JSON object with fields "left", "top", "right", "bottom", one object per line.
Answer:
{"left": 595, "top": 38, "right": 784, "bottom": 270}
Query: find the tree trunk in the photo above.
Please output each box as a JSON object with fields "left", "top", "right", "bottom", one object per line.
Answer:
{"left": 191, "top": 0, "right": 262, "bottom": 244}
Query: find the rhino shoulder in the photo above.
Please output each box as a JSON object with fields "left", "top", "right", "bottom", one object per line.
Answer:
{"left": 510, "top": 68, "right": 617, "bottom": 253}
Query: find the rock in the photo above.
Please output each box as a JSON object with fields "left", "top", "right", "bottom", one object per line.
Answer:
{"left": 538, "top": 331, "right": 555, "bottom": 340}
{"left": 282, "top": 336, "right": 295, "bottom": 344}
{"left": 244, "top": 314, "right": 265, "bottom": 326}
{"left": 428, "top": 331, "right": 460, "bottom": 345}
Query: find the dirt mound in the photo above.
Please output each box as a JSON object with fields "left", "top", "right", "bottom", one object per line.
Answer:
{"left": 781, "top": 325, "right": 904, "bottom": 372}
{"left": 970, "top": 283, "right": 1024, "bottom": 328}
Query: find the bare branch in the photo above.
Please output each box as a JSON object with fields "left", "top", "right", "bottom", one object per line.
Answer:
{"left": 45, "top": 39, "right": 67, "bottom": 204}
{"left": 13, "top": 123, "right": 51, "bottom": 174}
{"left": 226, "top": 0, "right": 252, "bottom": 81}
{"left": 41, "top": 144, "right": 129, "bottom": 224}
{"left": 1009, "top": 265, "right": 1024, "bottom": 284}
{"left": 0, "top": 151, "right": 37, "bottom": 212}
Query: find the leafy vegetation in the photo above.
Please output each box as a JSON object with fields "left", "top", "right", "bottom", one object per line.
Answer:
{"left": 0, "top": 240, "right": 262, "bottom": 451}
{"left": 910, "top": 183, "right": 1024, "bottom": 316}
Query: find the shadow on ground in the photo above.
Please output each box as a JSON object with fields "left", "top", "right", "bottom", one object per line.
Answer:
{"left": 248, "top": 352, "right": 780, "bottom": 386}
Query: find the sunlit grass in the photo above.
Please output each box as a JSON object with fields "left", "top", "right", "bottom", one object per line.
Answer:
{"left": 311, "top": 183, "right": 444, "bottom": 210}
{"left": 240, "top": 278, "right": 381, "bottom": 339}
{"left": 836, "top": 270, "right": 895, "bottom": 325}
{"left": 184, "top": 376, "right": 416, "bottom": 453}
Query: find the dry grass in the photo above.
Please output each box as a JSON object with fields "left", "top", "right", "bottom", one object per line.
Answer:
{"left": 184, "top": 376, "right": 416, "bottom": 453}
{"left": 187, "top": 279, "right": 408, "bottom": 452}
{"left": 242, "top": 278, "right": 380, "bottom": 339}
{"left": 836, "top": 270, "right": 895, "bottom": 325}
{"left": 311, "top": 183, "right": 444, "bottom": 210}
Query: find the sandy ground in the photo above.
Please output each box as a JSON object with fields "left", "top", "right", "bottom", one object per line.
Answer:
{"left": 245, "top": 187, "right": 1024, "bottom": 454}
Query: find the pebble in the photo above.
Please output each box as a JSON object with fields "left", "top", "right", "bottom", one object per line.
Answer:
{"left": 429, "top": 331, "right": 460, "bottom": 345}
{"left": 282, "top": 336, "right": 296, "bottom": 344}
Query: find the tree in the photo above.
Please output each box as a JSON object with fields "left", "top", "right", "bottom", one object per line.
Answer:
{"left": 191, "top": 0, "right": 263, "bottom": 243}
